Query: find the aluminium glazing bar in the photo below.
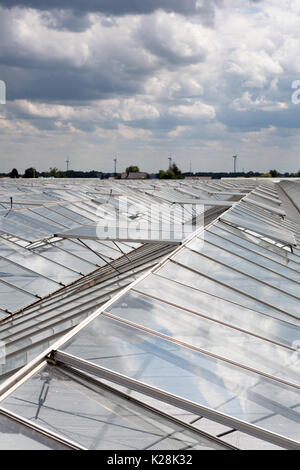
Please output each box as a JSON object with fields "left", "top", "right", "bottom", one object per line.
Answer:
{"left": 242, "top": 198, "right": 286, "bottom": 217}
{"left": 76, "top": 238, "right": 121, "bottom": 274}
{"left": 0, "top": 235, "right": 81, "bottom": 276}
{"left": 185, "top": 245, "right": 300, "bottom": 301}
{"left": 52, "top": 350, "right": 300, "bottom": 450}
{"left": 214, "top": 222, "right": 300, "bottom": 273}
{"left": 171, "top": 199, "right": 234, "bottom": 206}
{"left": 100, "top": 310, "right": 300, "bottom": 390}
{"left": 0, "top": 406, "right": 86, "bottom": 450}
{"left": 194, "top": 234, "right": 300, "bottom": 287}
{"left": 57, "top": 363, "right": 237, "bottom": 450}
{"left": 170, "top": 259, "right": 300, "bottom": 323}
{"left": 152, "top": 272, "right": 299, "bottom": 330}
{"left": 0, "top": 253, "right": 63, "bottom": 286}
{"left": 131, "top": 287, "right": 298, "bottom": 352}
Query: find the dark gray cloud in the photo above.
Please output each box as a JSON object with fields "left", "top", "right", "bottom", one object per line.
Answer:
{"left": 219, "top": 107, "right": 300, "bottom": 132}
{"left": 0, "top": 0, "right": 222, "bottom": 17}
{"left": 1, "top": 0, "right": 299, "bottom": 174}
{"left": 40, "top": 10, "right": 93, "bottom": 32}
{"left": 137, "top": 18, "right": 207, "bottom": 66}
{"left": 0, "top": 63, "right": 152, "bottom": 102}
{"left": 0, "top": 8, "right": 160, "bottom": 102}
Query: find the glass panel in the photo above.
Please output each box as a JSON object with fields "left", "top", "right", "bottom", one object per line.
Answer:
{"left": 106, "top": 290, "right": 300, "bottom": 384}
{"left": 2, "top": 365, "right": 225, "bottom": 450}
{"left": 247, "top": 193, "right": 281, "bottom": 207}
{"left": 135, "top": 274, "right": 300, "bottom": 347}
{"left": 0, "top": 216, "right": 45, "bottom": 242}
{"left": 50, "top": 205, "right": 94, "bottom": 225}
{"left": 158, "top": 261, "right": 300, "bottom": 326}
{"left": 234, "top": 205, "right": 290, "bottom": 232}
{"left": 0, "top": 309, "right": 8, "bottom": 320}
{"left": 0, "top": 411, "right": 69, "bottom": 450}
{"left": 244, "top": 197, "right": 286, "bottom": 216}
{"left": 31, "top": 207, "right": 79, "bottom": 228}
{"left": 26, "top": 209, "right": 65, "bottom": 232}
{"left": 0, "top": 238, "right": 79, "bottom": 284}
{"left": 57, "top": 239, "right": 104, "bottom": 266}
{"left": 3, "top": 210, "right": 61, "bottom": 235}
{"left": 75, "top": 200, "right": 111, "bottom": 216}
{"left": 0, "top": 258, "right": 59, "bottom": 296}
{"left": 66, "top": 204, "right": 100, "bottom": 222}
{"left": 171, "top": 247, "right": 300, "bottom": 319}
{"left": 187, "top": 233, "right": 300, "bottom": 297}
{"left": 209, "top": 224, "right": 300, "bottom": 273}
{"left": 220, "top": 210, "right": 295, "bottom": 246}
{"left": 82, "top": 239, "right": 121, "bottom": 259}
{"left": 0, "top": 281, "right": 36, "bottom": 313}
{"left": 33, "top": 242, "right": 96, "bottom": 275}
{"left": 207, "top": 228, "right": 300, "bottom": 282}
{"left": 60, "top": 316, "right": 300, "bottom": 442}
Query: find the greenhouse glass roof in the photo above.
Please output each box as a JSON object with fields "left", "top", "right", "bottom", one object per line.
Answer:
{"left": 0, "top": 178, "right": 299, "bottom": 450}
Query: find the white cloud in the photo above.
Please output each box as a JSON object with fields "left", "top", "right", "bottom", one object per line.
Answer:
{"left": 232, "top": 92, "right": 288, "bottom": 112}
{"left": 11, "top": 97, "right": 160, "bottom": 122}
{"left": 167, "top": 125, "right": 190, "bottom": 137}
{"left": 13, "top": 100, "right": 76, "bottom": 119}
{"left": 168, "top": 100, "right": 216, "bottom": 119}
{"left": 1, "top": 1, "right": 300, "bottom": 172}
{"left": 117, "top": 123, "right": 152, "bottom": 140}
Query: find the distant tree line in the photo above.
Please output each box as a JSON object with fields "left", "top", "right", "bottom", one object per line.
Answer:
{"left": 159, "top": 163, "right": 183, "bottom": 179}
{"left": 3, "top": 167, "right": 105, "bottom": 178}
{"left": 2, "top": 166, "right": 300, "bottom": 179}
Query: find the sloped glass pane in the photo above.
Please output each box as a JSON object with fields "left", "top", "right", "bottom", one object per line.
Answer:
{"left": 209, "top": 224, "right": 300, "bottom": 273}
{"left": 0, "top": 216, "right": 45, "bottom": 242}
{"left": 55, "top": 224, "right": 192, "bottom": 244}
{"left": 157, "top": 262, "right": 300, "bottom": 326}
{"left": 0, "top": 412, "right": 69, "bottom": 450}
{"left": 106, "top": 290, "right": 300, "bottom": 384}
{"left": 134, "top": 274, "right": 300, "bottom": 347}
{"left": 31, "top": 207, "right": 79, "bottom": 228}
{"left": 187, "top": 235, "right": 300, "bottom": 297}
{"left": 2, "top": 365, "right": 225, "bottom": 450}
{"left": 220, "top": 210, "right": 295, "bottom": 246}
{"left": 2, "top": 210, "right": 60, "bottom": 236}
{"left": 172, "top": 248, "right": 300, "bottom": 319}
{"left": 57, "top": 239, "right": 105, "bottom": 265}
{"left": 33, "top": 242, "right": 96, "bottom": 274}
{"left": 0, "top": 238, "right": 78, "bottom": 284}
{"left": 0, "top": 258, "right": 59, "bottom": 296}
{"left": 49, "top": 205, "right": 94, "bottom": 225}
{"left": 0, "top": 282, "right": 36, "bottom": 312}
{"left": 60, "top": 316, "right": 300, "bottom": 443}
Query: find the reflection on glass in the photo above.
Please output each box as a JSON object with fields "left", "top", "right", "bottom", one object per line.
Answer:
{"left": 172, "top": 247, "right": 300, "bottom": 318}
{"left": 208, "top": 224, "right": 300, "bottom": 274}
{"left": 60, "top": 316, "right": 300, "bottom": 442}
{"left": 106, "top": 290, "right": 300, "bottom": 384}
{"left": 2, "top": 365, "right": 225, "bottom": 450}
{"left": 0, "top": 411, "right": 69, "bottom": 450}
{"left": 187, "top": 234, "right": 300, "bottom": 298}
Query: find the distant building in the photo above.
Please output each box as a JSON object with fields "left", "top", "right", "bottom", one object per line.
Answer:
{"left": 121, "top": 172, "right": 148, "bottom": 179}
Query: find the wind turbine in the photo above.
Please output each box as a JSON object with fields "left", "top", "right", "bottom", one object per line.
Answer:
{"left": 232, "top": 155, "right": 238, "bottom": 174}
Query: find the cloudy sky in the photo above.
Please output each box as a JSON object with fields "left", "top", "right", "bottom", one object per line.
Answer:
{"left": 1, "top": 0, "right": 300, "bottom": 174}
